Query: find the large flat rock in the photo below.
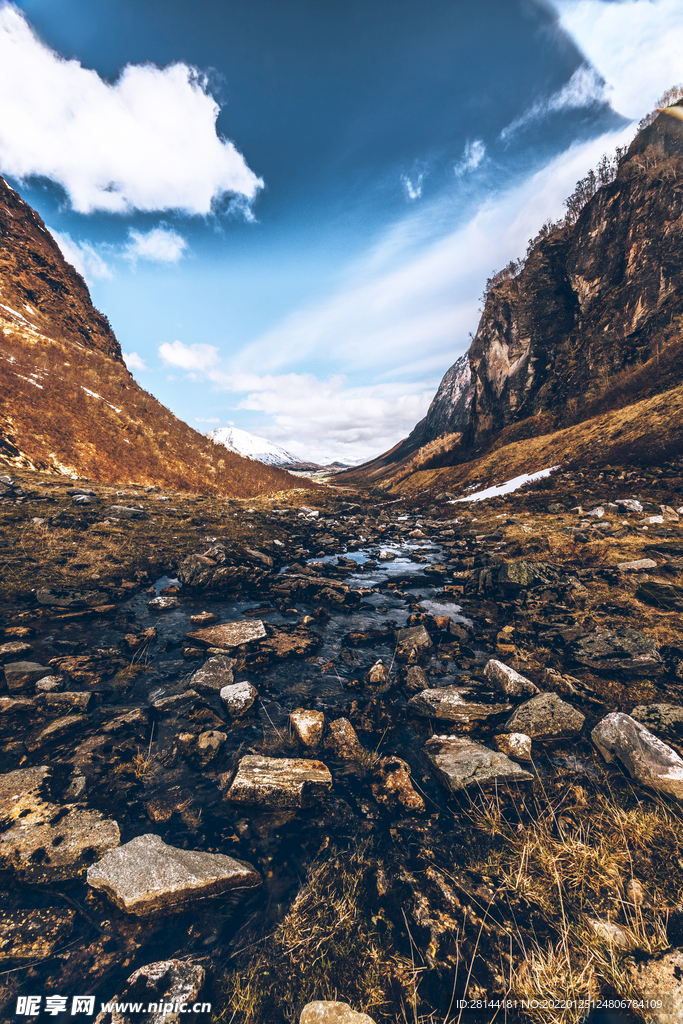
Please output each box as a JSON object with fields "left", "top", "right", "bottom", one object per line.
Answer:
{"left": 186, "top": 620, "right": 266, "bottom": 648}
{"left": 569, "top": 628, "right": 663, "bottom": 675}
{"left": 407, "top": 687, "right": 511, "bottom": 723}
{"left": 226, "top": 755, "right": 332, "bottom": 809}
{"left": 424, "top": 735, "right": 533, "bottom": 793}
{"left": 190, "top": 654, "right": 234, "bottom": 693}
{"left": 0, "top": 806, "right": 120, "bottom": 883}
{"left": 592, "top": 712, "right": 683, "bottom": 801}
{"left": 87, "top": 833, "right": 260, "bottom": 915}
{"left": 0, "top": 766, "right": 51, "bottom": 827}
{"left": 4, "top": 660, "right": 51, "bottom": 693}
{"left": 504, "top": 692, "right": 585, "bottom": 740}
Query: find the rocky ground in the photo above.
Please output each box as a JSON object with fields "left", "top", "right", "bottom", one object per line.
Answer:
{"left": 1, "top": 464, "right": 683, "bottom": 1024}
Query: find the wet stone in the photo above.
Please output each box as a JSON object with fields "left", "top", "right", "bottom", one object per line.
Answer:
{"left": 484, "top": 659, "right": 539, "bottom": 697}
{"left": 290, "top": 708, "right": 325, "bottom": 748}
{"left": 4, "top": 660, "right": 51, "bottom": 693}
{"left": 0, "top": 641, "right": 32, "bottom": 663}
{"left": 194, "top": 729, "right": 226, "bottom": 766}
{"left": 220, "top": 681, "right": 257, "bottom": 717}
{"left": 226, "top": 755, "right": 332, "bottom": 809}
{"left": 504, "top": 692, "right": 585, "bottom": 741}
{"left": 592, "top": 712, "right": 683, "bottom": 801}
{"left": 34, "top": 675, "right": 64, "bottom": 693}
{"left": 395, "top": 624, "right": 433, "bottom": 662}
{"left": 145, "top": 791, "right": 192, "bottom": 824}
{"left": 407, "top": 687, "right": 511, "bottom": 724}
{"left": 186, "top": 620, "right": 266, "bottom": 648}
{"left": 94, "top": 959, "right": 206, "bottom": 1024}
{"left": 191, "top": 655, "right": 234, "bottom": 694}
{"left": 25, "top": 714, "right": 86, "bottom": 752}
{"left": 87, "top": 833, "right": 260, "bottom": 915}
{"left": 0, "top": 906, "right": 75, "bottom": 962}
{"left": 35, "top": 691, "right": 93, "bottom": 715}
{"left": 424, "top": 735, "right": 534, "bottom": 793}
{"left": 325, "top": 718, "right": 365, "bottom": 761}
{"left": 147, "top": 595, "right": 179, "bottom": 611}
{"left": 190, "top": 612, "right": 218, "bottom": 626}
{"left": 35, "top": 588, "right": 101, "bottom": 608}
{"left": 0, "top": 806, "right": 120, "bottom": 883}
{"left": 371, "top": 756, "right": 425, "bottom": 814}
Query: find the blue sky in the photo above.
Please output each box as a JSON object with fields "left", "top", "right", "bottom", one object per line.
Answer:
{"left": 2, "top": 0, "right": 682, "bottom": 462}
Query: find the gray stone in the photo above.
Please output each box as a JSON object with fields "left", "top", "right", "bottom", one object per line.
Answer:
{"left": 626, "top": 948, "right": 683, "bottom": 1024}
{"left": 34, "top": 675, "right": 65, "bottom": 693}
{"left": 106, "top": 505, "right": 148, "bottom": 520}
{"left": 220, "top": 681, "right": 257, "bottom": 717}
{"left": 395, "top": 624, "right": 433, "bottom": 661}
{"left": 592, "top": 712, "right": 683, "bottom": 801}
{"left": 87, "top": 833, "right": 259, "bottom": 915}
{"left": 484, "top": 659, "right": 539, "bottom": 697}
{"left": 4, "top": 660, "right": 51, "bottom": 693}
{"left": 586, "top": 918, "right": 635, "bottom": 949}
{"left": 300, "top": 1001, "right": 377, "bottom": 1024}
{"left": 636, "top": 580, "right": 683, "bottom": 611}
{"left": 226, "top": 755, "right": 332, "bottom": 809}
{"left": 618, "top": 558, "right": 658, "bottom": 572}
{"left": 0, "top": 806, "right": 120, "bottom": 883}
{"left": 630, "top": 703, "right": 683, "bottom": 739}
{"left": 186, "top": 620, "right": 266, "bottom": 648}
{"left": 616, "top": 499, "right": 643, "bottom": 513}
{"left": 424, "top": 735, "right": 533, "bottom": 794}
{"left": 407, "top": 687, "right": 511, "bottom": 723}
{"left": 290, "top": 708, "right": 325, "bottom": 747}
{"left": 569, "top": 628, "right": 663, "bottom": 675}
{"left": 493, "top": 732, "right": 533, "bottom": 761}
{"left": 94, "top": 959, "right": 206, "bottom": 1024}
{"left": 147, "top": 596, "right": 179, "bottom": 611}
{"left": 191, "top": 655, "right": 234, "bottom": 694}
{"left": 497, "top": 561, "right": 561, "bottom": 590}
{"left": 504, "top": 692, "right": 585, "bottom": 740}
{"left": 0, "top": 641, "right": 32, "bottom": 663}
{"left": 35, "top": 588, "right": 101, "bottom": 608}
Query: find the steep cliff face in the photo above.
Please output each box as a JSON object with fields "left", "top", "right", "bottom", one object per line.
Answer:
{"left": 0, "top": 176, "right": 308, "bottom": 496}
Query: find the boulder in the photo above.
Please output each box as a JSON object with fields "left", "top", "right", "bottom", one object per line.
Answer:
{"left": 630, "top": 704, "right": 683, "bottom": 740}
{"left": 592, "top": 713, "right": 683, "bottom": 801}
{"left": 0, "top": 806, "right": 120, "bottom": 883}
{"left": 371, "top": 756, "right": 425, "bottom": 814}
{"left": 94, "top": 959, "right": 206, "bottom": 1024}
{"left": 325, "top": 719, "right": 365, "bottom": 761}
{"left": 186, "top": 620, "right": 266, "bottom": 648}
{"left": 424, "top": 735, "right": 533, "bottom": 794}
{"left": 626, "top": 948, "right": 683, "bottom": 1024}
{"left": 407, "top": 687, "right": 511, "bottom": 724}
{"left": 87, "top": 834, "right": 260, "bottom": 914}
{"left": 226, "top": 755, "right": 332, "bottom": 809}
{"left": 290, "top": 709, "right": 325, "bottom": 748}
{"left": 300, "top": 1002, "right": 377, "bottom": 1024}
{"left": 503, "top": 693, "right": 585, "bottom": 740}
{"left": 493, "top": 733, "right": 533, "bottom": 761}
{"left": 394, "top": 624, "right": 433, "bottom": 662}
{"left": 497, "top": 561, "right": 561, "bottom": 590}
{"left": 4, "top": 660, "right": 51, "bottom": 693}
{"left": 220, "top": 681, "right": 258, "bottom": 717}
{"left": 484, "top": 659, "right": 539, "bottom": 697}
{"left": 636, "top": 580, "right": 683, "bottom": 611}
{"left": 569, "top": 628, "right": 663, "bottom": 675}
{"left": 191, "top": 655, "right": 234, "bottom": 694}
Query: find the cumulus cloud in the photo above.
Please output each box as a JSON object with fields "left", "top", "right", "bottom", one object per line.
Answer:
{"left": 501, "top": 64, "right": 607, "bottom": 139}
{"left": 49, "top": 228, "right": 112, "bottom": 283}
{"left": 0, "top": 3, "right": 263, "bottom": 214}
{"left": 122, "top": 351, "right": 147, "bottom": 372}
{"left": 125, "top": 226, "right": 188, "bottom": 263}
{"left": 159, "top": 339, "right": 220, "bottom": 372}
{"left": 454, "top": 139, "right": 485, "bottom": 176}
{"left": 553, "top": 0, "right": 683, "bottom": 121}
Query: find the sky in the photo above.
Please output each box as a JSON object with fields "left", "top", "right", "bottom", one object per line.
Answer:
{"left": 1, "top": 0, "right": 682, "bottom": 463}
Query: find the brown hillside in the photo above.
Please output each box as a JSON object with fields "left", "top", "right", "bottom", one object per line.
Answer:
{"left": 0, "top": 176, "right": 312, "bottom": 496}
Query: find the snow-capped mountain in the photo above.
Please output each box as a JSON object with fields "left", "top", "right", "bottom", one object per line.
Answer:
{"left": 208, "top": 426, "right": 301, "bottom": 466}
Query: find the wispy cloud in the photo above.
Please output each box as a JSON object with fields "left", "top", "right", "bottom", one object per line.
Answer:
{"left": 122, "top": 351, "right": 147, "bottom": 372}
{"left": 0, "top": 2, "right": 263, "bottom": 215}
{"left": 401, "top": 172, "right": 424, "bottom": 200}
{"left": 159, "top": 339, "right": 220, "bottom": 372}
{"left": 125, "top": 226, "right": 188, "bottom": 263}
{"left": 48, "top": 228, "right": 112, "bottom": 283}
{"left": 195, "top": 416, "right": 220, "bottom": 423}
{"left": 501, "top": 64, "right": 607, "bottom": 139}
{"left": 454, "top": 139, "right": 485, "bottom": 176}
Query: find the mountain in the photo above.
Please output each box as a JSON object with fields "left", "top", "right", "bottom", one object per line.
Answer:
{"left": 0, "top": 175, "right": 311, "bottom": 496}
{"left": 341, "top": 102, "right": 683, "bottom": 491}
{"left": 208, "top": 426, "right": 301, "bottom": 466}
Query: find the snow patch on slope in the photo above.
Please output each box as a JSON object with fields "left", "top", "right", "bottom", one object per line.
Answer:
{"left": 452, "top": 466, "right": 559, "bottom": 503}
{"left": 209, "top": 426, "right": 301, "bottom": 466}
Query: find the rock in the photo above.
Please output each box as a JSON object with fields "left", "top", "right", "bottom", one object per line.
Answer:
{"left": 371, "top": 756, "right": 425, "bottom": 814}
{"left": 124, "top": 627, "right": 157, "bottom": 651}
{"left": 547, "top": 503, "right": 567, "bottom": 513}
{"left": 484, "top": 659, "right": 539, "bottom": 697}
{"left": 87, "top": 833, "right": 260, "bottom": 915}
{"left": 194, "top": 730, "right": 226, "bottom": 766}
{"left": 4, "top": 660, "right": 51, "bottom": 693}
{"left": 0, "top": 641, "right": 32, "bottom": 663}
{"left": 424, "top": 735, "right": 533, "bottom": 793}
{"left": 395, "top": 624, "right": 433, "bottom": 662}
{"left": 0, "top": 906, "right": 75, "bottom": 962}
{"left": 497, "top": 561, "right": 560, "bottom": 590}
{"left": 363, "top": 659, "right": 390, "bottom": 690}
{"left": 145, "top": 792, "right": 192, "bottom": 824}
{"left": 289, "top": 708, "right": 325, "bottom": 747}
{"left": 226, "top": 755, "right": 332, "bottom": 809}
{"left": 636, "top": 580, "right": 683, "bottom": 611}
{"left": 220, "top": 681, "right": 258, "bottom": 717}
{"left": 626, "top": 878, "right": 645, "bottom": 906}
{"left": 618, "top": 558, "right": 658, "bottom": 572}
{"left": 72, "top": 493, "right": 98, "bottom": 505}
{"left": 592, "top": 712, "right": 683, "bottom": 800}
{"left": 190, "top": 612, "right": 218, "bottom": 626}
{"left": 299, "top": 1001, "right": 377, "bottom": 1024}
{"left": 62, "top": 776, "right": 87, "bottom": 801}
{"left": 0, "top": 766, "right": 51, "bottom": 827}
{"left": 34, "top": 675, "right": 65, "bottom": 693}
{"left": 106, "top": 505, "right": 148, "bottom": 520}
{"left": 191, "top": 655, "right": 234, "bottom": 694}
{"left": 325, "top": 719, "right": 365, "bottom": 761}
{"left": 630, "top": 703, "right": 683, "bottom": 739}
{"left": 661, "top": 504, "right": 680, "bottom": 522}
{"left": 0, "top": 806, "right": 120, "bottom": 883}
{"left": 626, "top": 948, "right": 683, "bottom": 1024}
{"left": 186, "top": 620, "right": 266, "bottom": 648}
{"left": 504, "top": 693, "right": 585, "bottom": 740}
{"left": 35, "top": 588, "right": 102, "bottom": 608}
{"left": 378, "top": 550, "right": 395, "bottom": 561}
{"left": 403, "top": 665, "right": 430, "bottom": 693}
{"left": 94, "top": 960, "right": 207, "bottom": 1024}
{"left": 569, "top": 628, "right": 663, "bottom": 675}
{"left": 407, "top": 687, "right": 511, "bottom": 723}
{"left": 586, "top": 917, "right": 635, "bottom": 948}
{"left": 35, "top": 691, "right": 93, "bottom": 715}
{"left": 587, "top": 506, "right": 605, "bottom": 518}
{"left": 147, "top": 596, "right": 179, "bottom": 611}
{"left": 493, "top": 732, "right": 533, "bottom": 761}
{"left": 25, "top": 714, "right": 86, "bottom": 752}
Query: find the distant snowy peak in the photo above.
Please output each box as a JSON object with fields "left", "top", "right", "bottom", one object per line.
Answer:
{"left": 208, "top": 426, "right": 301, "bottom": 466}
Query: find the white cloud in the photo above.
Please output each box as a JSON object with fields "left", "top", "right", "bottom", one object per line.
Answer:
{"left": 0, "top": 3, "right": 263, "bottom": 214}
{"left": 454, "top": 139, "right": 485, "bottom": 176}
{"left": 48, "top": 228, "right": 112, "bottom": 283}
{"left": 552, "top": 0, "right": 683, "bottom": 120}
{"left": 195, "top": 416, "right": 220, "bottom": 423}
{"left": 158, "top": 339, "right": 220, "bottom": 372}
{"left": 122, "top": 351, "right": 147, "bottom": 372}
{"left": 401, "top": 172, "right": 424, "bottom": 200}
{"left": 126, "top": 226, "right": 187, "bottom": 263}
{"left": 501, "top": 64, "right": 607, "bottom": 138}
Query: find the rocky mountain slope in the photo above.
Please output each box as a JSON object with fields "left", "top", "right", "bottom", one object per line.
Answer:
{"left": 0, "top": 176, "right": 307, "bottom": 496}
{"left": 343, "top": 102, "right": 683, "bottom": 490}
